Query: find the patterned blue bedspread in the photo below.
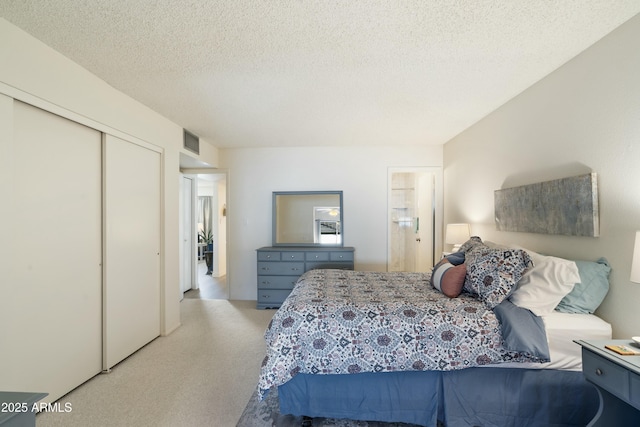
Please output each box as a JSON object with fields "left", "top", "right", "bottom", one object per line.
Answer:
{"left": 258, "top": 269, "right": 546, "bottom": 399}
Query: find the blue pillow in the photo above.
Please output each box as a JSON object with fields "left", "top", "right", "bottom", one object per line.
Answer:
{"left": 445, "top": 251, "right": 465, "bottom": 265}
{"left": 494, "top": 299, "right": 550, "bottom": 361}
{"left": 555, "top": 258, "right": 610, "bottom": 314}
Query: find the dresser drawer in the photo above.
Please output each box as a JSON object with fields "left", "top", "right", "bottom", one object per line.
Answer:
{"left": 583, "top": 349, "right": 630, "bottom": 401}
{"left": 258, "top": 251, "right": 305, "bottom": 261}
{"left": 306, "top": 252, "right": 329, "bottom": 261}
{"left": 258, "top": 275, "right": 298, "bottom": 289}
{"left": 306, "top": 261, "right": 354, "bottom": 271}
{"left": 258, "top": 261, "right": 304, "bottom": 275}
{"left": 630, "top": 371, "right": 640, "bottom": 409}
{"left": 281, "top": 252, "right": 305, "bottom": 261}
{"left": 258, "top": 251, "right": 281, "bottom": 261}
{"left": 330, "top": 251, "right": 354, "bottom": 262}
{"left": 257, "top": 289, "right": 292, "bottom": 306}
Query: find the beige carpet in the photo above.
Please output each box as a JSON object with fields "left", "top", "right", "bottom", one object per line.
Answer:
{"left": 36, "top": 299, "right": 275, "bottom": 427}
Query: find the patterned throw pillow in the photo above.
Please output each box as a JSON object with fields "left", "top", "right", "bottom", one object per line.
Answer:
{"left": 464, "top": 243, "right": 532, "bottom": 309}
{"left": 458, "top": 236, "right": 484, "bottom": 254}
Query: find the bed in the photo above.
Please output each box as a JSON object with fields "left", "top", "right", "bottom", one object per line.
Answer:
{"left": 257, "top": 238, "right": 612, "bottom": 426}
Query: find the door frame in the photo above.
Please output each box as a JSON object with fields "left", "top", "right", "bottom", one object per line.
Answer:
{"left": 179, "top": 167, "right": 230, "bottom": 300}
{"left": 180, "top": 174, "right": 196, "bottom": 296}
{"left": 387, "top": 167, "right": 443, "bottom": 271}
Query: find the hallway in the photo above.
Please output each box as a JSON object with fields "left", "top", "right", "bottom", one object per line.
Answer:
{"left": 183, "top": 261, "right": 228, "bottom": 300}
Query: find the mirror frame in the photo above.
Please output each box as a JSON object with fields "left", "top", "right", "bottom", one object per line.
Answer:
{"left": 272, "top": 190, "right": 343, "bottom": 247}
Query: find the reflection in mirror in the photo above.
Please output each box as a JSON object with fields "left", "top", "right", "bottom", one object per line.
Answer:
{"left": 273, "top": 191, "right": 343, "bottom": 246}
{"left": 314, "top": 207, "right": 341, "bottom": 244}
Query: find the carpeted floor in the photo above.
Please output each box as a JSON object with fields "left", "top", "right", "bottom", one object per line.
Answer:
{"left": 36, "top": 299, "right": 275, "bottom": 427}
{"left": 33, "top": 297, "right": 421, "bottom": 426}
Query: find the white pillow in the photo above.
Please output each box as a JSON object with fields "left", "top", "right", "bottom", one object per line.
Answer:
{"left": 509, "top": 247, "right": 580, "bottom": 316}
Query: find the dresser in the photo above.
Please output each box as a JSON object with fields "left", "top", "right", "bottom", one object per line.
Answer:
{"left": 575, "top": 339, "right": 640, "bottom": 426}
{"left": 256, "top": 246, "right": 355, "bottom": 309}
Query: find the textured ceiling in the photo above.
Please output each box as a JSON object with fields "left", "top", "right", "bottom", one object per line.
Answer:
{"left": 1, "top": 1, "right": 639, "bottom": 148}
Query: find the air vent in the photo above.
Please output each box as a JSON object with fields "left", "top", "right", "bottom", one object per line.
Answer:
{"left": 183, "top": 129, "right": 199, "bottom": 154}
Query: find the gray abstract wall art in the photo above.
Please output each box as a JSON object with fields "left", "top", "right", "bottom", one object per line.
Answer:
{"left": 494, "top": 173, "right": 599, "bottom": 237}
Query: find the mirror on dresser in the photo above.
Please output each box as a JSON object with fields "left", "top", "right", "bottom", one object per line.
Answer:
{"left": 272, "top": 191, "right": 343, "bottom": 246}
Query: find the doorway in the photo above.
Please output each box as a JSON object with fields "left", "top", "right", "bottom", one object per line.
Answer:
{"left": 179, "top": 149, "right": 230, "bottom": 300}
{"left": 187, "top": 172, "right": 228, "bottom": 299}
{"left": 388, "top": 168, "right": 441, "bottom": 272}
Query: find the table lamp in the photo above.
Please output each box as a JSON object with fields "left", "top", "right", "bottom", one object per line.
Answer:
{"left": 446, "top": 223, "right": 471, "bottom": 252}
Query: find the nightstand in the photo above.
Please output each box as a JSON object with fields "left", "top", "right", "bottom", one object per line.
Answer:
{"left": 575, "top": 340, "right": 640, "bottom": 426}
{"left": 0, "top": 392, "right": 47, "bottom": 427}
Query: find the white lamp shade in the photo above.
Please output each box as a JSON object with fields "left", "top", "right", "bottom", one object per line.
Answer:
{"left": 446, "top": 223, "right": 471, "bottom": 245}
{"left": 631, "top": 231, "right": 640, "bottom": 283}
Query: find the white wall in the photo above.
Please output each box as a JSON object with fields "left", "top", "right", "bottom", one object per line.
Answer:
{"left": 0, "top": 18, "right": 219, "bottom": 335}
{"left": 443, "top": 14, "right": 640, "bottom": 338}
{"left": 221, "top": 145, "right": 443, "bottom": 300}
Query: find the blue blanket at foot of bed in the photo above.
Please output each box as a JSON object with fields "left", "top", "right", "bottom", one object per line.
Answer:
{"left": 278, "top": 368, "right": 598, "bottom": 427}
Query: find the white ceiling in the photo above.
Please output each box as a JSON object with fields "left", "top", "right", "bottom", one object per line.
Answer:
{"left": 2, "top": 1, "right": 639, "bottom": 149}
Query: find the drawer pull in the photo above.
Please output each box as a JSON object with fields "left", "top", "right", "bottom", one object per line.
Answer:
{"left": 261, "top": 267, "right": 270, "bottom": 271}
{"left": 595, "top": 368, "right": 603, "bottom": 376}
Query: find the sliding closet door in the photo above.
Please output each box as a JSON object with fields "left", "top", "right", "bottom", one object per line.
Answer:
{"left": 103, "top": 134, "right": 161, "bottom": 370}
{"left": 1, "top": 101, "right": 102, "bottom": 402}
